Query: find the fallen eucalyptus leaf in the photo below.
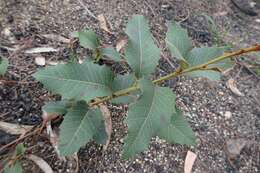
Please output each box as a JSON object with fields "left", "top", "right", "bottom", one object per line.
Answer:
{"left": 26, "top": 154, "right": 54, "bottom": 173}
{"left": 46, "top": 120, "right": 61, "bottom": 157}
{"left": 184, "top": 151, "right": 197, "bottom": 173}
{"left": 97, "top": 14, "right": 111, "bottom": 34}
{"left": 25, "top": 47, "right": 59, "bottom": 54}
{"left": 116, "top": 38, "right": 127, "bottom": 52}
{"left": 0, "top": 121, "right": 33, "bottom": 135}
{"left": 42, "top": 34, "right": 70, "bottom": 43}
{"left": 226, "top": 78, "right": 244, "bottom": 96}
{"left": 98, "top": 103, "right": 112, "bottom": 150}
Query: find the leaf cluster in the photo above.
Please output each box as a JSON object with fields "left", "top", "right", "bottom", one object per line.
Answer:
{"left": 33, "top": 15, "right": 234, "bottom": 159}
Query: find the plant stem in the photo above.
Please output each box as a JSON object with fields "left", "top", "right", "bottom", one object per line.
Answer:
{"left": 90, "top": 44, "right": 260, "bottom": 106}
{"left": 153, "top": 44, "right": 260, "bottom": 83}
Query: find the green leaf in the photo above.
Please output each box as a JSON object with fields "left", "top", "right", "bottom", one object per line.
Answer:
{"left": 166, "top": 22, "right": 192, "bottom": 63}
{"left": 4, "top": 161, "right": 23, "bottom": 173}
{"left": 125, "top": 15, "right": 160, "bottom": 78}
{"left": 187, "top": 70, "right": 222, "bottom": 80}
{"left": 122, "top": 79, "right": 176, "bottom": 159}
{"left": 186, "top": 47, "right": 232, "bottom": 80}
{"left": 0, "top": 56, "right": 8, "bottom": 75}
{"left": 186, "top": 47, "right": 227, "bottom": 67}
{"left": 15, "top": 143, "right": 25, "bottom": 156}
{"left": 101, "top": 47, "right": 121, "bottom": 61}
{"left": 111, "top": 74, "right": 140, "bottom": 104}
{"left": 59, "top": 101, "right": 107, "bottom": 156}
{"left": 5, "top": 143, "right": 26, "bottom": 173}
{"left": 157, "top": 109, "right": 196, "bottom": 145}
{"left": 42, "top": 100, "right": 74, "bottom": 115}
{"left": 33, "top": 61, "right": 114, "bottom": 102}
{"left": 73, "top": 30, "right": 100, "bottom": 50}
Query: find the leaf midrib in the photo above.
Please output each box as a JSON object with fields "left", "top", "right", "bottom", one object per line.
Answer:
{"left": 36, "top": 74, "right": 109, "bottom": 89}
{"left": 61, "top": 110, "right": 94, "bottom": 154}
{"left": 138, "top": 17, "right": 143, "bottom": 76}
{"left": 127, "top": 86, "right": 156, "bottom": 149}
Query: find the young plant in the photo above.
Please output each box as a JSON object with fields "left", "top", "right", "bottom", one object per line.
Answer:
{"left": 0, "top": 56, "right": 8, "bottom": 76}
{"left": 33, "top": 15, "right": 260, "bottom": 159}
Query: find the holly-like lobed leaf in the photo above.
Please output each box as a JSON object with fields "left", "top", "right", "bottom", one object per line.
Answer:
{"left": 122, "top": 79, "right": 176, "bottom": 159}
{"left": 111, "top": 73, "right": 140, "bottom": 104}
{"left": 72, "top": 30, "right": 100, "bottom": 50}
{"left": 166, "top": 22, "right": 192, "bottom": 65}
{"left": 125, "top": 15, "right": 160, "bottom": 78}
{"left": 59, "top": 101, "right": 107, "bottom": 156}
{"left": 101, "top": 47, "right": 121, "bottom": 61}
{"left": 0, "top": 56, "right": 8, "bottom": 75}
{"left": 186, "top": 47, "right": 232, "bottom": 80}
{"left": 33, "top": 61, "right": 114, "bottom": 102}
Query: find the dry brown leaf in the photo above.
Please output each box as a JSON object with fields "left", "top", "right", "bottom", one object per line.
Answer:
{"left": 226, "top": 78, "right": 244, "bottom": 96}
{"left": 0, "top": 121, "right": 33, "bottom": 135}
{"left": 26, "top": 154, "right": 54, "bottom": 173}
{"left": 99, "top": 103, "right": 112, "bottom": 150}
{"left": 184, "top": 151, "right": 197, "bottom": 173}
{"left": 46, "top": 121, "right": 61, "bottom": 157}
{"left": 116, "top": 38, "right": 127, "bottom": 52}
{"left": 42, "top": 34, "right": 70, "bottom": 43}
{"left": 42, "top": 111, "right": 65, "bottom": 159}
{"left": 97, "top": 14, "right": 111, "bottom": 34}
{"left": 93, "top": 99, "right": 112, "bottom": 150}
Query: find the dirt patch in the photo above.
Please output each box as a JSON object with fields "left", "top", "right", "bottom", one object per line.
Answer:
{"left": 0, "top": 0, "right": 259, "bottom": 172}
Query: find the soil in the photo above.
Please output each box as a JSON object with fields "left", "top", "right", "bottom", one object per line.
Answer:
{"left": 0, "top": 0, "right": 260, "bottom": 173}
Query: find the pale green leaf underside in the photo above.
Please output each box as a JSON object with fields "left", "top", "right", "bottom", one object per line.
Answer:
{"left": 188, "top": 70, "right": 221, "bottom": 80}
{"left": 101, "top": 47, "right": 121, "bottom": 61}
{"left": 166, "top": 22, "right": 192, "bottom": 62}
{"left": 59, "top": 101, "right": 106, "bottom": 156}
{"left": 4, "top": 161, "right": 23, "bottom": 173}
{"left": 125, "top": 15, "right": 160, "bottom": 78}
{"left": 33, "top": 61, "right": 114, "bottom": 102}
{"left": 73, "top": 30, "right": 100, "bottom": 50}
{"left": 123, "top": 79, "right": 176, "bottom": 159}
{"left": 186, "top": 47, "right": 232, "bottom": 80}
{"left": 111, "top": 74, "right": 140, "bottom": 104}
{"left": 0, "top": 57, "right": 8, "bottom": 75}
{"left": 158, "top": 109, "right": 196, "bottom": 145}
{"left": 42, "top": 100, "right": 74, "bottom": 115}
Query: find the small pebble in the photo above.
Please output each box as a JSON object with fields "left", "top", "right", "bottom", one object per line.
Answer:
{"left": 224, "top": 111, "right": 232, "bottom": 119}
{"left": 35, "top": 57, "right": 46, "bottom": 66}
